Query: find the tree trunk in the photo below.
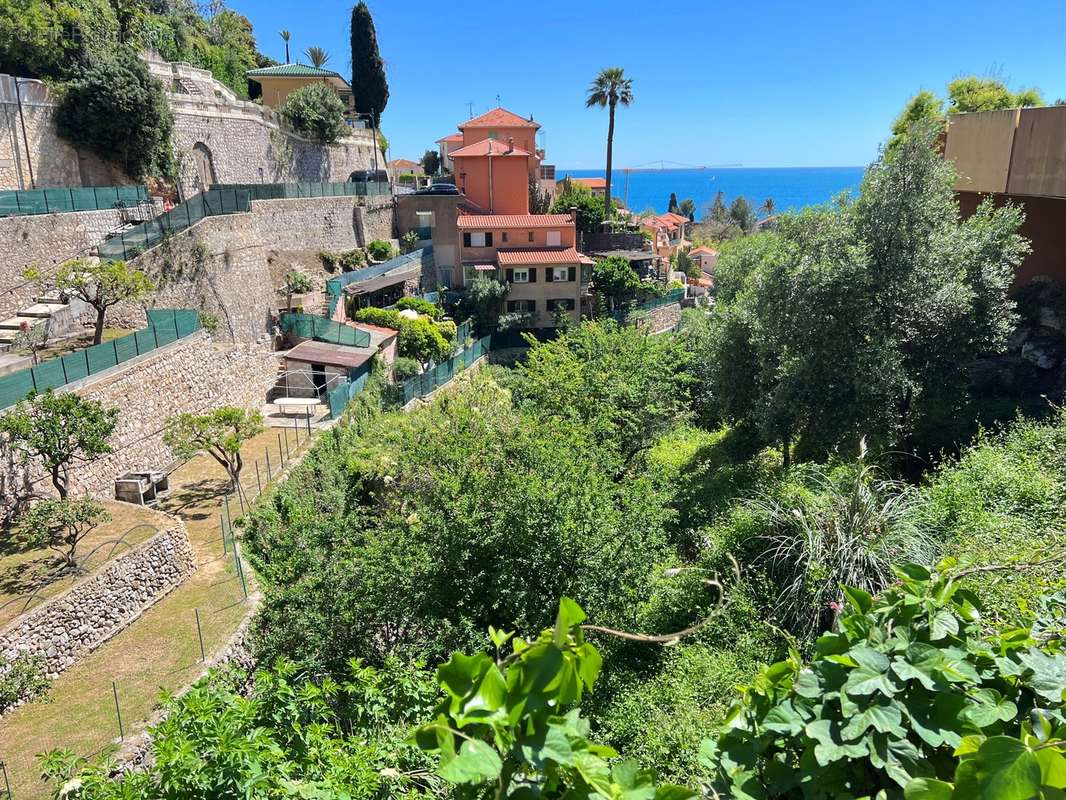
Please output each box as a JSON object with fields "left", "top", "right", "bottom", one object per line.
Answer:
{"left": 604, "top": 100, "right": 616, "bottom": 225}
{"left": 93, "top": 307, "right": 106, "bottom": 346}
{"left": 52, "top": 463, "right": 68, "bottom": 500}
{"left": 782, "top": 430, "right": 792, "bottom": 470}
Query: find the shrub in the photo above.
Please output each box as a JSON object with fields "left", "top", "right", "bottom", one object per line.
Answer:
{"left": 319, "top": 251, "right": 339, "bottom": 272}
{"left": 434, "top": 319, "right": 457, "bottom": 344}
{"left": 55, "top": 49, "right": 174, "bottom": 180}
{"left": 391, "top": 357, "right": 420, "bottom": 381}
{"left": 400, "top": 230, "right": 420, "bottom": 253}
{"left": 280, "top": 82, "right": 348, "bottom": 144}
{"left": 367, "top": 240, "right": 395, "bottom": 261}
{"left": 463, "top": 276, "right": 509, "bottom": 335}
{"left": 702, "top": 563, "right": 1066, "bottom": 799}
{"left": 398, "top": 316, "right": 450, "bottom": 364}
{"left": 353, "top": 307, "right": 402, "bottom": 330}
{"left": 750, "top": 462, "right": 937, "bottom": 636}
{"left": 395, "top": 296, "right": 441, "bottom": 319}
{"left": 0, "top": 654, "right": 50, "bottom": 713}
{"left": 340, "top": 249, "right": 367, "bottom": 271}
{"left": 197, "top": 311, "right": 221, "bottom": 334}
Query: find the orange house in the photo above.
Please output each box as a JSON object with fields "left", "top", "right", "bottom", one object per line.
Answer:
{"left": 448, "top": 107, "right": 541, "bottom": 214}
{"left": 456, "top": 212, "right": 592, "bottom": 325}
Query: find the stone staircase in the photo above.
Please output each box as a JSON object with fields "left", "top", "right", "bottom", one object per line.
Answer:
{"left": 0, "top": 292, "right": 69, "bottom": 345}
{"left": 175, "top": 76, "right": 202, "bottom": 96}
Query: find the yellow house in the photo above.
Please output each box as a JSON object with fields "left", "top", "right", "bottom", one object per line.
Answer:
{"left": 246, "top": 63, "right": 354, "bottom": 115}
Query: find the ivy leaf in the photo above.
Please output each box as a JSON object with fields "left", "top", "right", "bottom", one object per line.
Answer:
{"left": 793, "top": 668, "right": 822, "bottom": 698}
{"left": 953, "top": 736, "right": 1042, "bottom": 800}
{"left": 843, "top": 585, "right": 874, "bottom": 614}
{"left": 960, "top": 688, "right": 1018, "bottom": 729}
{"left": 844, "top": 648, "right": 896, "bottom": 697}
{"left": 804, "top": 720, "right": 868, "bottom": 766}
{"left": 612, "top": 759, "right": 658, "bottom": 800}
{"left": 903, "top": 778, "right": 953, "bottom": 800}
{"left": 1035, "top": 745, "right": 1066, "bottom": 789}
{"left": 438, "top": 739, "right": 502, "bottom": 784}
{"left": 763, "top": 699, "right": 805, "bottom": 735}
{"left": 1017, "top": 648, "right": 1066, "bottom": 703}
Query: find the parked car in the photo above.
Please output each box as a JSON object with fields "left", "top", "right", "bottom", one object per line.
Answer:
{"left": 414, "top": 183, "right": 460, "bottom": 196}
{"left": 348, "top": 169, "right": 390, "bottom": 183}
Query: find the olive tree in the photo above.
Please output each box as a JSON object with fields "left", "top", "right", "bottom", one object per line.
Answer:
{"left": 0, "top": 390, "right": 118, "bottom": 500}
{"left": 163, "top": 407, "right": 264, "bottom": 492}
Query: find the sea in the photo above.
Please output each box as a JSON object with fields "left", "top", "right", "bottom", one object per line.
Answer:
{"left": 560, "top": 166, "right": 866, "bottom": 218}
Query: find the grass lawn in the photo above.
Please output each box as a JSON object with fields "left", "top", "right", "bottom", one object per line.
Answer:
{"left": 0, "top": 426, "right": 314, "bottom": 800}
{"left": 12, "top": 327, "right": 127, "bottom": 363}
{"left": 0, "top": 502, "right": 165, "bottom": 628}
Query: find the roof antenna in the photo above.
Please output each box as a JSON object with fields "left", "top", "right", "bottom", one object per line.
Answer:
{"left": 466, "top": 100, "right": 474, "bottom": 118}
{"left": 496, "top": 93, "right": 501, "bottom": 106}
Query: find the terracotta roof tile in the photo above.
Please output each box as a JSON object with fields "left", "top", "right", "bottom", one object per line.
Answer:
{"left": 459, "top": 107, "right": 540, "bottom": 130}
{"left": 690, "top": 246, "right": 718, "bottom": 256}
{"left": 496, "top": 247, "right": 581, "bottom": 266}
{"left": 571, "top": 177, "right": 606, "bottom": 188}
{"left": 449, "top": 139, "right": 531, "bottom": 158}
{"left": 457, "top": 213, "right": 573, "bottom": 229}
{"left": 436, "top": 133, "right": 463, "bottom": 143}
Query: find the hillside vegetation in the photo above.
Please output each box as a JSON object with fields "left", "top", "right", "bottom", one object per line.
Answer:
{"left": 38, "top": 131, "right": 1066, "bottom": 799}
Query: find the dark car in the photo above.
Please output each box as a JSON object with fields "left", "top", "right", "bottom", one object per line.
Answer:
{"left": 413, "top": 183, "right": 460, "bottom": 196}
{"left": 348, "top": 169, "right": 390, "bottom": 183}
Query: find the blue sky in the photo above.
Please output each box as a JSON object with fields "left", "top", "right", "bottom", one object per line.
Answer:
{"left": 229, "top": 0, "right": 1066, "bottom": 169}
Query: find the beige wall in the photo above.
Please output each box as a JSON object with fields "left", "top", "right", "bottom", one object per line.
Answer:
{"left": 945, "top": 109, "right": 1019, "bottom": 194}
{"left": 503, "top": 265, "right": 584, "bottom": 326}
{"left": 1007, "top": 106, "right": 1066, "bottom": 198}
{"left": 255, "top": 76, "right": 351, "bottom": 112}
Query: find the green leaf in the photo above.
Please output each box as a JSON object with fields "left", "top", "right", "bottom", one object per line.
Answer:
{"left": 1018, "top": 648, "right": 1066, "bottom": 704}
{"left": 841, "top": 701, "right": 906, "bottom": 740}
{"left": 654, "top": 785, "right": 697, "bottom": 800}
{"left": 1036, "top": 745, "right": 1066, "bottom": 789}
{"left": 804, "top": 720, "right": 868, "bottom": 766}
{"left": 554, "top": 597, "right": 586, "bottom": 645}
{"left": 612, "top": 759, "right": 657, "bottom": 800}
{"left": 438, "top": 739, "right": 502, "bottom": 784}
{"left": 931, "top": 609, "right": 960, "bottom": 641}
{"left": 904, "top": 778, "right": 954, "bottom": 800}
{"left": 954, "top": 736, "right": 1042, "bottom": 800}
{"left": 843, "top": 585, "right": 874, "bottom": 614}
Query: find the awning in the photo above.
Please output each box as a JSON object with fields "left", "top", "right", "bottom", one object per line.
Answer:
{"left": 342, "top": 262, "right": 421, "bottom": 295}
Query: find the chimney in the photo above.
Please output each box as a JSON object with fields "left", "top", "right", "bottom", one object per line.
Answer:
{"left": 570, "top": 205, "right": 578, "bottom": 225}
{"left": 506, "top": 136, "right": 514, "bottom": 154}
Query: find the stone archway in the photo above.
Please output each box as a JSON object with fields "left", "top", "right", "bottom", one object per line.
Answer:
{"left": 192, "top": 142, "right": 217, "bottom": 191}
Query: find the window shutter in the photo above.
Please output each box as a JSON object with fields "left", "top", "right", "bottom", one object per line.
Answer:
{"left": 485, "top": 232, "right": 493, "bottom": 247}
{"left": 568, "top": 267, "right": 576, "bottom": 282}
{"left": 507, "top": 301, "right": 516, "bottom": 312}
{"left": 528, "top": 300, "right": 536, "bottom": 312}
{"left": 545, "top": 268, "right": 553, "bottom": 283}
{"left": 528, "top": 267, "right": 536, "bottom": 283}
{"left": 568, "top": 299, "right": 576, "bottom": 311}
{"left": 463, "top": 232, "right": 471, "bottom": 247}
{"left": 506, "top": 268, "right": 514, "bottom": 282}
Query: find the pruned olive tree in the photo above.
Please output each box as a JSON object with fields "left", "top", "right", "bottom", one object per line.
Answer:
{"left": 163, "top": 407, "right": 264, "bottom": 493}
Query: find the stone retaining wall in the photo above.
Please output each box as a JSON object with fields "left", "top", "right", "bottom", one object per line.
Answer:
{"left": 0, "top": 207, "right": 127, "bottom": 319}
{"left": 636, "top": 302, "right": 683, "bottom": 333}
{"left": 0, "top": 510, "right": 194, "bottom": 681}
{"left": 0, "top": 333, "right": 280, "bottom": 515}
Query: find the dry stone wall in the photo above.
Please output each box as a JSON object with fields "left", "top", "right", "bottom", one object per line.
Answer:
{"left": 0, "top": 512, "right": 194, "bottom": 681}
{"left": 0, "top": 207, "right": 127, "bottom": 319}
{"left": 0, "top": 332, "right": 279, "bottom": 514}
{"left": 636, "top": 302, "right": 683, "bottom": 333}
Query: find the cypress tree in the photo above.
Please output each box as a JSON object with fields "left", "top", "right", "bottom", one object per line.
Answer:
{"left": 350, "top": 2, "right": 389, "bottom": 125}
{"left": 668, "top": 192, "right": 679, "bottom": 213}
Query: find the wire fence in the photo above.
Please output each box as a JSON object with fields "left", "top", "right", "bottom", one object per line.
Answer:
{"left": 97, "top": 190, "right": 249, "bottom": 261}
{"left": 210, "top": 181, "right": 391, "bottom": 200}
{"left": 279, "top": 312, "right": 371, "bottom": 348}
{"left": 0, "top": 186, "right": 148, "bottom": 219}
{"left": 324, "top": 248, "right": 433, "bottom": 315}
{"left": 0, "top": 309, "right": 200, "bottom": 411}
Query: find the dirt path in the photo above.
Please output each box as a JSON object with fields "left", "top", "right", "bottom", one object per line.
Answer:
{"left": 0, "top": 426, "right": 313, "bottom": 800}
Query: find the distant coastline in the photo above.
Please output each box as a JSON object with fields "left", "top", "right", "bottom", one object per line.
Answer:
{"left": 559, "top": 166, "right": 866, "bottom": 216}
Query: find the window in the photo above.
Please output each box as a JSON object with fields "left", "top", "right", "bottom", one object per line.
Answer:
{"left": 507, "top": 299, "right": 536, "bottom": 313}
{"left": 552, "top": 267, "right": 569, "bottom": 282}
{"left": 512, "top": 268, "right": 529, "bottom": 283}
{"left": 546, "top": 230, "right": 561, "bottom": 247}
{"left": 488, "top": 130, "right": 498, "bottom": 140}
{"left": 463, "top": 232, "right": 492, "bottom": 247}
{"left": 528, "top": 231, "right": 534, "bottom": 242}
{"left": 501, "top": 231, "right": 508, "bottom": 242}
{"left": 547, "top": 299, "right": 576, "bottom": 312}
{"left": 437, "top": 267, "right": 452, "bottom": 288}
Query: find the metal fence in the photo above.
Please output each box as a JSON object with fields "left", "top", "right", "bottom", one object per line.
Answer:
{"left": 0, "top": 309, "right": 200, "bottom": 410}
{"left": 279, "top": 312, "right": 371, "bottom": 348}
{"left": 612, "top": 287, "right": 686, "bottom": 322}
{"left": 325, "top": 248, "right": 432, "bottom": 316}
{"left": 327, "top": 363, "right": 372, "bottom": 419}
{"left": 401, "top": 336, "right": 492, "bottom": 404}
{"left": 210, "top": 181, "right": 391, "bottom": 200}
{"left": 0, "top": 186, "right": 148, "bottom": 218}
{"left": 97, "top": 189, "right": 249, "bottom": 261}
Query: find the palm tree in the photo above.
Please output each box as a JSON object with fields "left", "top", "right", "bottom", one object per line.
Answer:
{"left": 760, "top": 197, "right": 776, "bottom": 218}
{"left": 304, "top": 46, "right": 329, "bottom": 69}
{"left": 585, "top": 67, "right": 633, "bottom": 225}
{"left": 280, "top": 30, "right": 291, "bottom": 63}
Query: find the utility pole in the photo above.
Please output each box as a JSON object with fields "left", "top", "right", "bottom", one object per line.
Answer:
{"left": 15, "top": 78, "right": 35, "bottom": 189}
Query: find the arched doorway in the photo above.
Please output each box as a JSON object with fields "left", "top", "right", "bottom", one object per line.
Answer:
{"left": 192, "top": 142, "right": 217, "bottom": 190}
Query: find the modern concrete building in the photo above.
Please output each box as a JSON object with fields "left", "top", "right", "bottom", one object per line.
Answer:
{"left": 944, "top": 105, "right": 1066, "bottom": 287}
